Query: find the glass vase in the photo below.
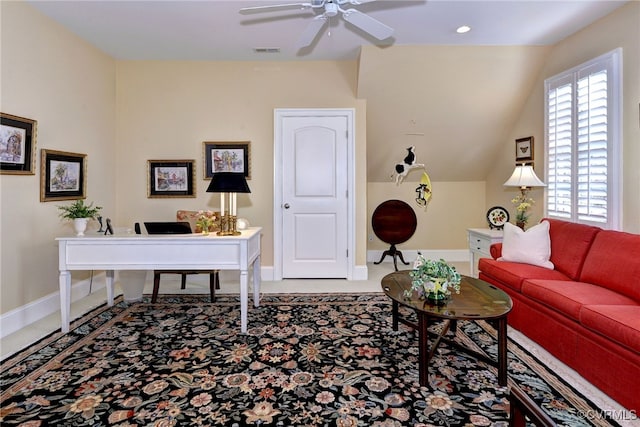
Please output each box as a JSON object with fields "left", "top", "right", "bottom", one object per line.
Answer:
{"left": 426, "top": 291, "right": 448, "bottom": 305}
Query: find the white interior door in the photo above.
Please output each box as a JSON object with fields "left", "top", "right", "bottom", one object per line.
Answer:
{"left": 274, "top": 109, "right": 353, "bottom": 279}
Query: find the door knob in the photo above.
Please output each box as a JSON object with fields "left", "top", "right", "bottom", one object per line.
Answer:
{"left": 284, "top": 203, "right": 290, "bottom": 209}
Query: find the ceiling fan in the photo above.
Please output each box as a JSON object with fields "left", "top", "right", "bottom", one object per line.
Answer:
{"left": 239, "top": 0, "right": 394, "bottom": 49}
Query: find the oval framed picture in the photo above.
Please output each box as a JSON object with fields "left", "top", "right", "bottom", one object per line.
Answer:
{"left": 486, "top": 206, "right": 509, "bottom": 230}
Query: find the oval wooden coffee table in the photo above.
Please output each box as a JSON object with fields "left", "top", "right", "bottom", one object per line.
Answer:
{"left": 381, "top": 271, "right": 513, "bottom": 387}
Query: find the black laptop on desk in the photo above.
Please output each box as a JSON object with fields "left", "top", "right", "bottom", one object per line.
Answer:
{"left": 143, "top": 221, "right": 192, "bottom": 235}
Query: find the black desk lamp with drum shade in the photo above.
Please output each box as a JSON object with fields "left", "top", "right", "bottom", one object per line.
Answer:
{"left": 206, "top": 172, "right": 251, "bottom": 236}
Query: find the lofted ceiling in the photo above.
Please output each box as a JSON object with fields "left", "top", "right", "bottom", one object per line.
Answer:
{"left": 357, "top": 44, "right": 553, "bottom": 182}
{"left": 26, "top": 0, "right": 626, "bottom": 61}
{"left": 26, "top": 0, "right": 628, "bottom": 182}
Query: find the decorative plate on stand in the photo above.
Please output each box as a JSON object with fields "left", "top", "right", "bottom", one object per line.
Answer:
{"left": 486, "top": 206, "right": 509, "bottom": 230}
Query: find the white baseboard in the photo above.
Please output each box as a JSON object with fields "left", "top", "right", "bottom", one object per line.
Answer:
{"left": 351, "top": 264, "right": 368, "bottom": 280}
{"left": 0, "top": 271, "right": 110, "bottom": 339}
{"left": 1, "top": 256, "right": 462, "bottom": 338}
{"left": 260, "top": 266, "right": 274, "bottom": 281}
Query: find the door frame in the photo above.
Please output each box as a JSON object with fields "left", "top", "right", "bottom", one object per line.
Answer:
{"left": 273, "top": 108, "right": 356, "bottom": 281}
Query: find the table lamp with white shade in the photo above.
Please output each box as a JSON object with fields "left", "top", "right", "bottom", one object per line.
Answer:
{"left": 503, "top": 163, "right": 546, "bottom": 228}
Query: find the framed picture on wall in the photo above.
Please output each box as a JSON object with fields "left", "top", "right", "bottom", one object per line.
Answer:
{"left": 203, "top": 141, "right": 251, "bottom": 179}
{"left": 515, "top": 136, "right": 534, "bottom": 162}
{"left": 40, "top": 149, "right": 86, "bottom": 202}
{"left": 1, "top": 113, "right": 37, "bottom": 175}
{"left": 147, "top": 159, "right": 196, "bottom": 198}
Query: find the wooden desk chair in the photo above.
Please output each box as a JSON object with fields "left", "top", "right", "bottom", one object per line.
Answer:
{"left": 136, "top": 222, "right": 219, "bottom": 303}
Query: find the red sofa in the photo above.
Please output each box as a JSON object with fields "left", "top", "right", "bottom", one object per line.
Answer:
{"left": 478, "top": 218, "right": 640, "bottom": 411}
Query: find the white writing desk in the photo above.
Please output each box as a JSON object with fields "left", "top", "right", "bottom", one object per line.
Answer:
{"left": 56, "top": 227, "right": 261, "bottom": 333}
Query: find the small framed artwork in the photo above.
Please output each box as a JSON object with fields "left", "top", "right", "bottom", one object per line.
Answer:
{"left": 147, "top": 159, "right": 196, "bottom": 198}
{"left": 1, "top": 112, "right": 37, "bottom": 175}
{"left": 40, "top": 149, "right": 87, "bottom": 202}
{"left": 203, "top": 141, "right": 251, "bottom": 179}
{"left": 515, "top": 136, "right": 534, "bottom": 162}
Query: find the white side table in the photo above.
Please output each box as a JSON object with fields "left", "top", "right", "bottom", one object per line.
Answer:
{"left": 467, "top": 228, "right": 503, "bottom": 278}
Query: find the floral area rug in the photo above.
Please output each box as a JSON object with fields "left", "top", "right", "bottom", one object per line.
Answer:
{"left": 0, "top": 294, "right": 621, "bottom": 426}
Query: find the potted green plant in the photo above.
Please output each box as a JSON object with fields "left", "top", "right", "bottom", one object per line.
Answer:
{"left": 405, "top": 252, "right": 461, "bottom": 305}
{"left": 57, "top": 199, "right": 102, "bottom": 236}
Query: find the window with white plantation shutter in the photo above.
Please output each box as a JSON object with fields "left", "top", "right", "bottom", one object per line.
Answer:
{"left": 544, "top": 49, "right": 622, "bottom": 229}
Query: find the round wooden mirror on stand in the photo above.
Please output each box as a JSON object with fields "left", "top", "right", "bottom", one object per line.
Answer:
{"left": 371, "top": 199, "right": 417, "bottom": 271}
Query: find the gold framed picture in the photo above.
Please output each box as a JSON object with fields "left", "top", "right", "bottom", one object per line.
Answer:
{"left": 203, "top": 141, "right": 251, "bottom": 179}
{"left": 147, "top": 159, "right": 196, "bottom": 198}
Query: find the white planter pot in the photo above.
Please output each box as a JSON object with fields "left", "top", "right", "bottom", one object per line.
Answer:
{"left": 118, "top": 270, "right": 147, "bottom": 302}
{"left": 73, "top": 218, "right": 89, "bottom": 236}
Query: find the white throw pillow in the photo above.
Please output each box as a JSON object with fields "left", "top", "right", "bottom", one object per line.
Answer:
{"left": 498, "top": 220, "right": 554, "bottom": 269}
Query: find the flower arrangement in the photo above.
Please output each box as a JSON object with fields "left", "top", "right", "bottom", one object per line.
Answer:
{"left": 405, "top": 253, "right": 461, "bottom": 301}
{"left": 57, "top": 199, "right": 102, "bottom": 220}
{"left": 511, "top": 193, "right": 534, "bottom": 227}
{"left": 196, "top": 210, "right": 217, "bottom": 234}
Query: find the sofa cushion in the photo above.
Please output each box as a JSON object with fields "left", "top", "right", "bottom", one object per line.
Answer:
{"left": 521, "top": 280, "right": 638, "bottom": 321}
{"left": 499, "top": 221, "right": 553, "bottom": 269}
{"left": 580, "top": 305, "right": 640, "bottom": 353}
{"left": 478, "top": 259, "right": 571, "bottom": 292}
{"left": 579, "top": 230, "right": 640, "bottom": 302}
{"left": 543, "top": 218, "right": 601, "bottom": 280}
{"left": 489, "top": 242, "right": 503, "bottom": 259}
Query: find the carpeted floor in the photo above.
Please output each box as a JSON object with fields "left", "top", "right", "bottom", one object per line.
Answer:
{"left": 0, "top": 294, "right": 621, "bottom": 426}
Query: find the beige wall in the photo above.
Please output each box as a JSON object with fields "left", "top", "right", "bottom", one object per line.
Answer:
{"left": 358, "top": 45, "right": 551, "bottom": 183}
{"left": 0, "top": 2, "right": 116, "bottom": 313}
{"left": 1, "top": 1, "right": 638, "bottom": 320}
{"left": 486, "top": 1, "right": 640, "bottom": 233}
{"left": 114, "top": 61, "right": 367, "bottom": 268}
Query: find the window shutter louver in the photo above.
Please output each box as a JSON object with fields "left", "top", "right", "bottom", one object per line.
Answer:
{"left": 576, "top": 69, "right": 608, "bottom": 223}
{"left": 546, "top": 82, "right": 573, "bottom": 219}
{"left": 544, "top": 49, "right": 621, "bottom": 229}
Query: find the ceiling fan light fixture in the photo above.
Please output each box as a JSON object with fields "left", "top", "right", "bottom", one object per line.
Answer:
{"left": 456, "top": 25, "right": 471, "bottom": 34}
{"left": 325, "top": 3, "right": 338, "bottom": 17}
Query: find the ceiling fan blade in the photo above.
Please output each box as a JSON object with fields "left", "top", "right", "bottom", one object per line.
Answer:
{"left": 342, "top": 9, "right": 394, "bottom": 40}
{"left": 296, "top": 15, "right": 328, "bottom": 48}
{"left": 240, "top": 3, "right": 314, "bottom": 14}
{"left": 338, "top": 0, "right": 377, "bottom": 5}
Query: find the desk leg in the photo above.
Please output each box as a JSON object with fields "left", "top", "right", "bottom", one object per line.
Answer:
{"left": 59, "top": 271, "right": 71, "bottom": 333}
{"left": 497, "top": 316, "right": 508, "bottom": 386}
{"left": 240, "top": 269, "right": 248, "bottom": 334}
{"left": 106, "top": 270, "right": 115, "bottom": 306}
{"left": 253, "top": 255, "right": 261, "bottom": 307}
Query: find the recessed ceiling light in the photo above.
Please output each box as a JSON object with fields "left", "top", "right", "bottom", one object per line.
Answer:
{"left": 456, "top": 25, "right": 471, "bottom": 34}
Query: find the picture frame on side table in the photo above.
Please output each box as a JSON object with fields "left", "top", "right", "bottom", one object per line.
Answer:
{"left": 203, "top": 141, "right": 251, "bottom": 179}
{"left": 40, "top": 149, "right": 86, "bottom": 202}
{"left": 1, "top": 112, "right": 37, "bottom": 175}
{"left": 147, "top": 159, "right": 196, "bottom": 198}
{"left": 515, "top": 136, "right": 534, "bottom": 162}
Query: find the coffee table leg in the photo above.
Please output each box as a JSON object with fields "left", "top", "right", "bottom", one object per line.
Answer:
{"left": 418, "top": 312, "right": 429, "bottom": 387}
{"left": 497, "top": 316, "right": 508, "bottom": 386}
{"left": 392, "top": 300, "right": 399, "bottom": 331}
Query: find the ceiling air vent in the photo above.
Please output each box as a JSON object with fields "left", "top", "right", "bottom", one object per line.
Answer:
{"left": 253, "top": 48, "right": 281, "bottom": 54}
